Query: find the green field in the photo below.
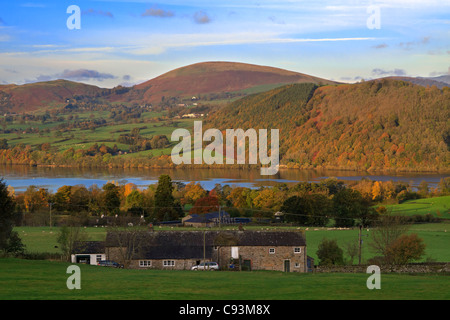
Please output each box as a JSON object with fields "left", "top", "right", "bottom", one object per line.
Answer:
{"left": 0, "top": 109, "right": 195, "bottom": 157}
{"left": 384, "top": 196, "right": 450, "bottom": 219}
{"left": 0, "top": 258, "right": 448, "bottom": 300}
{"left": 14, "top": 221, "right": 450, "bottom": 263}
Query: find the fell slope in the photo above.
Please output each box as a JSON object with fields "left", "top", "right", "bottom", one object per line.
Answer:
{"left": 118, "top": 61, "right": 338, "bottom": 104}
{"left": 206, "top": 80, "right": 450, "bottom": 172}
{"left": 0, "top": 80, "right": 104, "bottom": 113}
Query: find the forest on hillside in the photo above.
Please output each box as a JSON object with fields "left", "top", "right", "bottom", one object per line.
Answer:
{"left": 206, "top": 80, "right": 450, "bottom": 172}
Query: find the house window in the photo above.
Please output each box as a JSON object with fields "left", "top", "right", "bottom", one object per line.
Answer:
{"left": 269, "top": 248, "right": 275, "bottom": 254}
{"left": 163, "top": 260, "right": 175, "bottom": 267}
{"left": 295, "top": 262, "right": 300, "bottom": 268}
{"left": 294, "top": 247, "right": 301, "bottom": 253}
{"left": 139, "top": 260, "right": 152, "bottom": 267}
{"left": 96, "top": 255, "right": 102, "bottom": 262}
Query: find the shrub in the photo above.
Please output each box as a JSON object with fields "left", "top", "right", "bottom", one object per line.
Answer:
{"left": 317, "top": 238, "right": 344, "bottom": 266}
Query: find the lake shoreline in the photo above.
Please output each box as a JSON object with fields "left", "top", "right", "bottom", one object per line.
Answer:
{"left": 1, "top": 163, "right": 448, "bottom": 194}
{"left": 2, "top": 162, "right": 450, "bottom": 174}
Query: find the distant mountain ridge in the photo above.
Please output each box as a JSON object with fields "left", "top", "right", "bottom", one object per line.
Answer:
{"left": 0, "top": 80, "right": 104, "bottom": 113}
{"left": 0, "top": 61, "right": 338, "bottom": 112}
{"left": 383, "top": 76, "right": 450, "bottom": 89}
{"left": 111, "top": 61, "right": 338, "bottom": 104}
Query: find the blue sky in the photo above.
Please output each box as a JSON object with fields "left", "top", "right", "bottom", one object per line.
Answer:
{"left": 0, "top": 0, "right": 449, "bottom": 88}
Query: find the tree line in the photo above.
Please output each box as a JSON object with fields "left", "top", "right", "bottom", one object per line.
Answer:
{"left": 6, "top": 175, "right": 449, "bottom": 228}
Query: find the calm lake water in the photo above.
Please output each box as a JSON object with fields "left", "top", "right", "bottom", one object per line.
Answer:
{"left": 0, "top": 165, "right": 448, "bottom": 193}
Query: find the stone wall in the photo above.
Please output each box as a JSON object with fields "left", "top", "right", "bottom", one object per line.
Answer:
{"left": 314, "top": 262, "right": 450, "bottom": 273}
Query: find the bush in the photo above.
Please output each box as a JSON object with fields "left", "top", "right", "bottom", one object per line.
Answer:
{"left": 317, "top": 238, "right": 344, "bottom": 266}
{"left": 384, "top": 233, "right": 426, "bottom": 265}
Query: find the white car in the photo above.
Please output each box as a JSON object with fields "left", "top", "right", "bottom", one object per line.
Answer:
{"left": 191, "top": 262, "right": 219, "bottom": 271}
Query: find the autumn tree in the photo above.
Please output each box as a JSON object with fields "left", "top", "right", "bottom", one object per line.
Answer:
{"left": 53, "top": 185, "right": 72, "bottom": 212}
{"left": 384, "top": 233, "right": 426, "bottom": 265}
{"left": 126, "top": 189, "right": 144, "bottom": 216}
{"left": 183, "top": 182, "right": 207, "bottom": 205}
{"left": 189, "top": 195, "right": 219, "bottom": 215}
{"left": 70, "top": 185, "right": 91, "bottom": 212}
{"left": 23, "top": 185, "right": 48, "bottom": 212}
{"left": 369, "top": 213, "right": 410, "bottom": 259}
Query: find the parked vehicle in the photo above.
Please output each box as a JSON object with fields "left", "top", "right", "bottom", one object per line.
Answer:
{"left": 97, "top": 260, "right": 124, "bottom": 268}
{"left": 191, "top": 262, "right": 219, "bottom": 271}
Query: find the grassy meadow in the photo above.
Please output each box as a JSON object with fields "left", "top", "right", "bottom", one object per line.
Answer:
{"left": 383, "top": 196, "right": 450, "bottom": 219}
{"left": 0, "top": 109, "right": 195, "bottom": 157}
{"left": 0, "top": 258, "right": 449, "bottom": 300}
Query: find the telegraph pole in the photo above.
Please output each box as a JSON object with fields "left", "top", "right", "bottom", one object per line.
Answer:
{"left": 49, "top": 202, "right": 53, "bottom": 231}
{"left": 358, "top": 225, "right": 362, "bottom": 265}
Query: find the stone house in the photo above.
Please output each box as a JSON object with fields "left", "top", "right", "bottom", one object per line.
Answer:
{"left": 104, "top": 230, "right": 310, "bottom": 272}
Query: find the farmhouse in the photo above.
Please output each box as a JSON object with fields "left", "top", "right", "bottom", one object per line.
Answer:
{"left": 103, "top": 230, "right": 310, "bottom": 272}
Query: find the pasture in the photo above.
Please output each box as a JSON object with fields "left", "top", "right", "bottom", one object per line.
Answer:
{"left": 0, "top": 258, "right": 449, "bottom": 300}
{"left": 383, "top": 196, "right": 450, "bottom": 219}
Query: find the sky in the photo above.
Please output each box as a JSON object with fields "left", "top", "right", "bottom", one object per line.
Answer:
{"left": 0, "top": 0, "right": 449, "bottom": 88}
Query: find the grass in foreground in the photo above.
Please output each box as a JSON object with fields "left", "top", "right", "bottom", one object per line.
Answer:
{"left": 0, "top": 258, "right": 449, "bottom": 300}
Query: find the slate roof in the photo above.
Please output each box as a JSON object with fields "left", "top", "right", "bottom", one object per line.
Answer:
{"left": 72, "top": 241, "right": 105, "bottom": 254}
{"left": 105, "top": 230, "right": 306, "bottom": 260}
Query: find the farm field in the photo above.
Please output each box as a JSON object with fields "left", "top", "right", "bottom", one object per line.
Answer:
{"left": 383, "top": 196, "right": 450, "bottom": 219}
{"left": 0, "top": 109, "right": 195, "bottom": 158}
{"left": 14, "top": 221, "right": 450, "bottom": 263}
{"left": 0, "top": 258, "right": 449, "bottom": 300}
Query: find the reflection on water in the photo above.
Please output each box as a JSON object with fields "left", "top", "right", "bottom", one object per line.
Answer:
{"left": 0, "top": 165, "right": 447, "bottom": 192}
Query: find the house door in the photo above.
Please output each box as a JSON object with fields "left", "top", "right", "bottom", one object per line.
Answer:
{"left": 284, "top": 260, "right": 290, "bottom": 272}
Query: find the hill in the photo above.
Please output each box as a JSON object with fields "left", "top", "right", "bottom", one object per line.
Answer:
{"left": 0, "top": 80, "right": 105, "bottom": 113}
{"left": 0, "top": 62, "right": 338, "bottom": 112}
{"left": 205, "top": 80, "right": 450, "bottom": 172}
{"left": 109, "top": 61, "right": 338, "bottom": 105}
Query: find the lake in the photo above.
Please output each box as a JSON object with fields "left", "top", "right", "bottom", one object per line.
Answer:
{"left": 0, "top": 165, "right": 447, "bottom": 193}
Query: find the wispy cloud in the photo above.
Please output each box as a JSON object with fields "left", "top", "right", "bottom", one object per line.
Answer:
{"left": 399, "top": 36, "right": 431, "bottom": 50}
{"left": 372, "top": 68, "right": 407, "bottom": 77}
{"left": 142, "top": 7, "right": 175, "bottom": 18}
{"left": 20, "top": 2, "right": 46, "bottom": 8}
{"left": 193, "top": 11, "right": 211, "bottom": 24}
{"left": 372, "top": 43, "right": 388, "bottom": 49}
{"left": 33, "top": 69, "right": 116, "bottom": 82}
{"left": 82, "top": 9, "right": 114, "bottom": 18}
{"left": 126, "top": 32, "right": 376, "bottom": 56}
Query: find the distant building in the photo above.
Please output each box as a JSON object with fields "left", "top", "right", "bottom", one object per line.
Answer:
{"left": 182, "top": 211, "right": 231, "bottom": 227}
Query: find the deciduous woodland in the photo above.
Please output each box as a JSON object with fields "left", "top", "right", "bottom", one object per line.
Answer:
{"left": 1, "top": 79, "right": 448, "bottom": 172}
{"left": 6, "top": 174, "right": 450, "bottom": 226}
